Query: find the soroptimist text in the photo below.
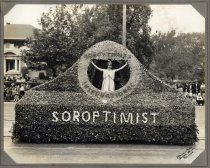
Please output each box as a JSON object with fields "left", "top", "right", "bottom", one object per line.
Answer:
{"left": 52, "top": 111, "right": 159, "bottom": 124}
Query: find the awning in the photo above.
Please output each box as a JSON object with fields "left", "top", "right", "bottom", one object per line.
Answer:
{"left": 5, "top": 69, "right": 20, "bottom": 75}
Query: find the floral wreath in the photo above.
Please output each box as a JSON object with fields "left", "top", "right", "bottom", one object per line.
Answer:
{"left": 78, "top": 41, "right": 141, "bottom": 103}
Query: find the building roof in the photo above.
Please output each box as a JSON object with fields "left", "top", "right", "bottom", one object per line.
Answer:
{"left": 4, "top": 23, "right": 36, "bottom": 40}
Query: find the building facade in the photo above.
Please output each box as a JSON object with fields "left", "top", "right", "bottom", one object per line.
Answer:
{"left": 4, "top": 23, "right": 35, "bottom": 76}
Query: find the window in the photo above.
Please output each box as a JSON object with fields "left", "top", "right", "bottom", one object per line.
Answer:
{"left": 6, "top": 59, "right": 15, "bottom": 72}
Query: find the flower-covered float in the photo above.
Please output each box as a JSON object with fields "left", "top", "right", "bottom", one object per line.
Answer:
{"left": 13, "top": 40, "right": 198, "bottom": 144}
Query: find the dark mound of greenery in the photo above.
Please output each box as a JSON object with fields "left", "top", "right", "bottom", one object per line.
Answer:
{"left": 13, "top": 90, "right": 198, "bottom": 145}
{"left": 14, "top": 41, "right": 198, "bottom": 144}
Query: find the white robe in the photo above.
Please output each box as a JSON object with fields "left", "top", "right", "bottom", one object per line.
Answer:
{"left": 101, "top": 70, "right": 115, "bottom": 92}
{"left": 91, "top": 61, "right": 127, "bottom": 92}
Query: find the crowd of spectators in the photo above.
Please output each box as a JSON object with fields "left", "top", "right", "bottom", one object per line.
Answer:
{"left": 4, "top": 74, "right": 205, "bottom": 106}
{"left": 170, "top": 80, "right": 205, "bottom": 105}
{"left": 4, "top": 75, "right": 31, "bottom": 102}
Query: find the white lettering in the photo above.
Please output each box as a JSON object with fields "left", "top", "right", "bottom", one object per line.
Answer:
{"left": 73, "top": 111, "right": 80, "bottom": 122}
{"left": 113, "top": 112, "right": 116, "bottom": 123}
{"left": 103, "top": 111, "right": 111, "bottom": 122}
{"left": 150, "top": 113, "right": 158, "bottom": 123}
{"left": 93, "top": 111, "right": 100, "bottom": 122}
{"left": 120, "top": 113, "right": 133, "bottom": 124}
{"left": 142, "top": 113, "right": 148, "bottom": 123}
{"left": 51, "top": 110, "right": 158, "bottom": 124}
{"left": 136, "top": 113, "right": 140, "bottom": 123}
{"left": 52, "top": 111, "right": 59, "bottom": 122}
{"left": 62, "top": 111, "right": 71, "bottom": 122}
{"left": 82, "top": 111, "right": 91, "bottom": 122}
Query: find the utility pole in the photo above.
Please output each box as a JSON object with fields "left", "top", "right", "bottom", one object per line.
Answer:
{"left": 122, "top": 4, "right": 126, "bottom": 47}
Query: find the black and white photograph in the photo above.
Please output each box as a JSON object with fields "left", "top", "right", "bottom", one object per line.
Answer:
{"left": 1, "top": 2, "right": 207, "bottom": 166}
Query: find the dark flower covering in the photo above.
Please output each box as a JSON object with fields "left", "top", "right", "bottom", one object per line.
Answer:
{"left": 13, "top": 41, "right": 198, "bottom": 144}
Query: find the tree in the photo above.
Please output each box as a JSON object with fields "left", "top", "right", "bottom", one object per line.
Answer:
{"left": 76, "top": 5, "right": 154, "bottom": 68}
{"left": 151, "top": 30, "right": 205, "bottom": 82}
{"left": 22, "top": 5, "right": 81, "bottom": 77}
{"left": 22, "top": 4, "right": 154, "bottom": 77}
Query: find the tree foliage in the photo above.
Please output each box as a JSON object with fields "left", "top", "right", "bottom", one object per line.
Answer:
{"left": 150, "top": 30, "right": 205, "bottom": 82}
{"left": 22, "top": 4, "right": 154, "bottom": 77}
{"left": 22, "top": 5, "right": 80, "bottom": 77}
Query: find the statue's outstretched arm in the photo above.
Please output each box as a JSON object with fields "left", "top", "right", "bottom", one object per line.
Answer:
{"left": 91, "top": 61, "right": 104, "bottom": 72}
{"left": 115, "top": 62, "right": 128, "bottom": 72}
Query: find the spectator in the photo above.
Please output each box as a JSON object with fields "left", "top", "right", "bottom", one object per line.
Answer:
{"left": 25, "top": 83, "right": 31, "bottom": 91}
{"left": 19, "top": 84, "right": 25, "bottom": 99}
{"left": 24, "top": 74, "right": 30, "bottom": 82}
{"left": 16, "top": 77, "right": 21, "bottom": 83}
{"left": 12, "top": 76, "right": 17, "bottom": 82}
{"left": 21, "top": 77, "right": 26, "bottom": 83}
{"left": 178, "top": 87, "right": 183, "bottom": 92}
{"left": 14, "top": 85, "right": 20, "bottom": 102}
{"left": 188, "top": 84, "right": 193, "bottom": 97}
{"left": 184, "top": 83, "right": 190, "bottom": 93}
{"left": 7, "top": 76, "right": 12, "bottom": 81}
{"left": 9, "top": 86, "right": 14, "bottom": 100}
{"left": 200, "top": 82, "right": 205, "bottom": 95}
{"left": 192, "top": 80, "right": 200, "bottom": 95}
{"left": 196, "top": 93, "right": 204, "bottom": 106}
{"left": 184, "top": 90, "right": 188, "bottom": 97}
{"left": 5, "top": 87, "right": 11, "bottom": 101}
{"left": 11, "top": 83, "right": 16, "bottom": 101}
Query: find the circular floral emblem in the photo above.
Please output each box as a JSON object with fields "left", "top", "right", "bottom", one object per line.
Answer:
{"left": 78, "top": 41, "right": 141, "bottom": 102}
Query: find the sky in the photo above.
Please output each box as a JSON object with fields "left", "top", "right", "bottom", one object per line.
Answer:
{"left": 4, "top": 4, "right": 205, "bottom": 34}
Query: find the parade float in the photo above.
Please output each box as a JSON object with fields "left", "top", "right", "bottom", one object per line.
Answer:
{"left": 13, "top": 40, "right": 198, "bottom": 145}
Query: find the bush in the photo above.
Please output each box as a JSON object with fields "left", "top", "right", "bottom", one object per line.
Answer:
{"left": 21, "top": 66, "right": 29, "bottom": 76}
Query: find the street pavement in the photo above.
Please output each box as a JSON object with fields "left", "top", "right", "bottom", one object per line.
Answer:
{"left": 3, "top": 102, "right": 206, "bottom": 164}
